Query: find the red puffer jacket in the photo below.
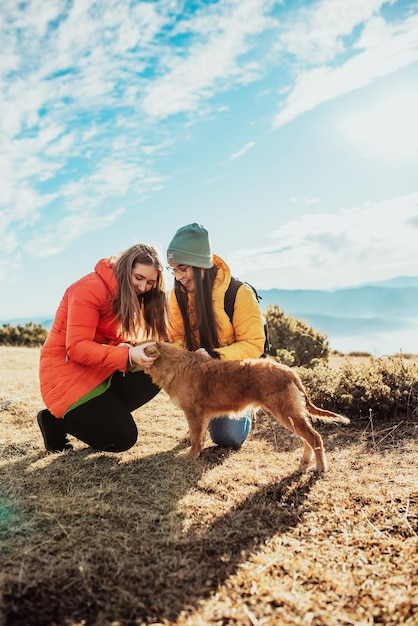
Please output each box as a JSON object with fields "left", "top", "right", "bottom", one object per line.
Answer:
{"left": 39, "top": 258, "right": 130, "bottom": 418}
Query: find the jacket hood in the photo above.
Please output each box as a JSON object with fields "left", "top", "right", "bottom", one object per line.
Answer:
{"left": 94, "top": 258, "right": 119, "bottom": 297}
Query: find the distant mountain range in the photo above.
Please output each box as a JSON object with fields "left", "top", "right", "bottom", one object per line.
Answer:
{"left": 258, "top": 277, "right": 418, "bottom": 319}
{"left": 257, "top": 276, "right": 418, "bottom": 355}
{"left": 1, "top": 276, "right": 418, "bottom": 356}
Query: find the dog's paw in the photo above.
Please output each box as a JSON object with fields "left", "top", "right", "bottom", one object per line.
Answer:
{"left": 297, "top": 459, "right": 310, "bottom": 472}
{"left": 176, "top": 446, "right": 199, "bottom": 460}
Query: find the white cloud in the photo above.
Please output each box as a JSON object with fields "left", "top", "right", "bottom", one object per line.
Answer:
{"left": 279, "top": 0, "right": 390, "bottom": 64}
{"left": 291, "top": 197, "right": 320, "bottom": 206}
{"left": 24, "top": 206, "right": 124, "bottom": 258}
{"left": 0, "top": 0, "right": 277, "bottom": 290}
{"left": 0, "top": 1, "right": 175, "bottom": 279}
{"left": 141, "top": 0, "right": 275, "bottom": 119}
{"left": 338, "top": 84, "right": 418, "bottom": 160}
{"left": 0, "top": 0, "right": 175, "bottom": 143}
{"left": 0, "top": 149, "right": 165, "bottom": 267}
{"left": 228, "top": 192, "right": 418, "bottom": 290}
{"left": 273, "top": 9, "right": 418, "bottom": 128}
{"left": 230, "top": 141, "right": 256, "bottom": 160}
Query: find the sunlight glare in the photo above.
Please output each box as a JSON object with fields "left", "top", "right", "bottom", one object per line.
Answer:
{"left": 338, "top": 86, "right": 418, "bottom": 160}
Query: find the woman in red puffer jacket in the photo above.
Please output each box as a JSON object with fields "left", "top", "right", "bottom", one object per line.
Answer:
{"left": 38, "top": 243, "right": 168, "bottom": 453}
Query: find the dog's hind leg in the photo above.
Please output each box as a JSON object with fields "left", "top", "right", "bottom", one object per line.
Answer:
{"left": 287, "top": 416, "right": 327, "bottom": 472}
{"left": 299, "top": 439, "right": 314, "bottom": 470}
{"left": 265, "top": 392, "right": 328, "bottom": 472}
{"left": 266, "top": 373, "right": 347, "bottom": 471}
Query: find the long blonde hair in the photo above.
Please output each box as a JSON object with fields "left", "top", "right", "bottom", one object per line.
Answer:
{"left": 113, "top": 243, "right": 168, "bottom": 341}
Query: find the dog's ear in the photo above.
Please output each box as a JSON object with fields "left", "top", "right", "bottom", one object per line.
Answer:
{"left": 144, "top": 343, "right": 160, "bottom": 357}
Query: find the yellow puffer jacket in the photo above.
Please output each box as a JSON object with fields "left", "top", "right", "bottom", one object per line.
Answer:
{"left": 168, "top": 254, "right": 265, "bottom": 360}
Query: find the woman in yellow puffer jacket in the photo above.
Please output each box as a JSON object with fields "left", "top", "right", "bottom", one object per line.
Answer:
{"left": 166, "top": 223, "right": 265, "bottom": 448}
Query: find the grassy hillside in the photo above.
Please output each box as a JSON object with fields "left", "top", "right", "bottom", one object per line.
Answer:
{"left": 0, "top": 347, "right": 417, "bottom": 626}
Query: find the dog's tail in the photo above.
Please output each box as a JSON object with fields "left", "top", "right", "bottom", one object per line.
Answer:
{"left": 305, "top": 397, "right": 350, "bottom": 423}
{"left": 292, "top": 375, "right": 349, "bottom": 423}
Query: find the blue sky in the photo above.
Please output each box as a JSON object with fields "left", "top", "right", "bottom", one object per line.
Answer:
{"left": 1, "top": 0, "right": 418, "bottom": 320}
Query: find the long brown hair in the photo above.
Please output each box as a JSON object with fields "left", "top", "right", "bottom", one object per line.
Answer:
{"left": 174, "top": 266, "right": 219, "bottom": 351}
{"left": 113, "top": 244, "right": 168, "bottom": 341}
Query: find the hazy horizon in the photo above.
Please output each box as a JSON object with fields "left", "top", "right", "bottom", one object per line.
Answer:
{"left": 2, "top": 276, "right": 417, "bottom": 356}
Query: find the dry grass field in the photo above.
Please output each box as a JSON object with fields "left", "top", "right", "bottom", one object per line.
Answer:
{"left": 0, "top": 346, "right": 417, "bottom": 626}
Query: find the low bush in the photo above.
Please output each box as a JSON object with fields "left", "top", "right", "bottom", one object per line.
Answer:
{"left": 298, "top": 355, "right": 418, "bottom": 423}
{"left": 265, "top": 305, "right": 329, "bottom": 367}
{"left": 0, "top": 324, "right": 48, "bottom": 347}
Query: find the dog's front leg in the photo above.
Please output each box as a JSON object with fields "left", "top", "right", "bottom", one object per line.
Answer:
{"left": 176, "top": 411, "right": 209, "bottom": 459}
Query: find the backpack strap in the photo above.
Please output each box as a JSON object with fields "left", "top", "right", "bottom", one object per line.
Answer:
{"left": 224, "top": 277, "right": 269, "bottom": 357}
{"left": 224, "top": 277, "right": 243, "bottom": 322}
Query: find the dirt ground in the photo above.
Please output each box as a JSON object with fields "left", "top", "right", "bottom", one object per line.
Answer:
{"left": 0, "top": 347, "right": 417, "bottom": 626}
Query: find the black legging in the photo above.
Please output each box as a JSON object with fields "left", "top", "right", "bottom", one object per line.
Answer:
{"left": 62, "top": 370, "right": 160, "bottom": 452}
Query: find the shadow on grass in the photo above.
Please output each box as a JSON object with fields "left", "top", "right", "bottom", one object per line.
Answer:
{"left": 0, "top": 440, "right": 320, "bottom": 626}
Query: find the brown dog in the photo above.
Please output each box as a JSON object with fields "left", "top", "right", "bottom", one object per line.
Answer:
{"left": 143, "top": 342, "right": 349, "bottom": 472}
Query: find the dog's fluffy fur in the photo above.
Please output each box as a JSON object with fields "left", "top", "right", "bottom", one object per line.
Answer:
{"left": 144, "top": 342, "right": 349, "bottom": 472}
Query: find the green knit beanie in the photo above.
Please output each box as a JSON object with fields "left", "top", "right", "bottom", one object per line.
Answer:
{"left": 167, "top": 223, "right": 213, "bottom": 269}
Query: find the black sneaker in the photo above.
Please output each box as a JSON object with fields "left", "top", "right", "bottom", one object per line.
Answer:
{"left": 37, "top": 410, "right": 74, "bottom": 453}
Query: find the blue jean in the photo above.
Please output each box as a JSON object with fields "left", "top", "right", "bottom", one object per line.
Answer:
{"left": 208, "top": 408, "right": 253, "bottom": 448}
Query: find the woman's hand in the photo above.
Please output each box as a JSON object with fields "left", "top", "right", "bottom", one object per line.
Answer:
{"left": 194, "top": 348, "right": 212, "bottom": 360}
{"left": 128, "top": 342, "right": 157, "bottom": 371}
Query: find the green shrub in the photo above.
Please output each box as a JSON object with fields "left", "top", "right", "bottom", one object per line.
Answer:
{"left": 265, "top": 304, "right": 329, "bottom": 367}
{"left": 297, "top": 355, "right": 418, "bottom": 423}
{"left": 0, "top": 323, "right": 48, "bottom": 347}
